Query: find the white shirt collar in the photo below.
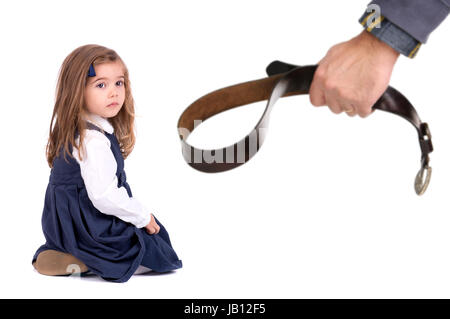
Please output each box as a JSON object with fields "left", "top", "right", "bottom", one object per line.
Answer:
{"left": 84, "top": 113, "right": 114, "bottom": 134}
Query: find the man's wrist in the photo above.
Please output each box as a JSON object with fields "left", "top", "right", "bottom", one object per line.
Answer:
{"left": 358, "top": 29, "right": 400, "bottom": 60}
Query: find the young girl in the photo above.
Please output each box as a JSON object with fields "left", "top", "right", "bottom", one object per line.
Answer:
{"left": 32, "top": 44, "right": 182, "bottom": 283}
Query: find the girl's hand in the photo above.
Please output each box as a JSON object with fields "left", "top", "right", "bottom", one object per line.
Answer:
{"left": 145, "top": 214, "right": 160, "bottom": 235}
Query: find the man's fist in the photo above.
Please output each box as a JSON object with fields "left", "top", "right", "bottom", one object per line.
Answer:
{"left": 309, "top": 30, "right": 400, "bottom": 118}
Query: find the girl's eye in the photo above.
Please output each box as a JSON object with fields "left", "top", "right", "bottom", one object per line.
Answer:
{"left": 96, "top": 81, "right": 123, "bottom": 88}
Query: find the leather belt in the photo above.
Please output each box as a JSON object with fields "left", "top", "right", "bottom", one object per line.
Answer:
{"left": 177, "top": 61, "right": 433, "bottom": 195}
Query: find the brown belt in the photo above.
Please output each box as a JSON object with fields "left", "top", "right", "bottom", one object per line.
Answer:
{"left": 177, "top": 61, "right": 433, "bottom": 195}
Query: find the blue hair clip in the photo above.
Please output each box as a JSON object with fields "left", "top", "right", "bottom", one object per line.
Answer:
{"left": 88, "top": 64, "right": 96, "bottom": 77}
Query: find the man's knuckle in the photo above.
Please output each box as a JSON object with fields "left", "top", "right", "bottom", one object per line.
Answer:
{"left": 324, "top": 80, "right": 336, "bottom": 91}
{"left": 315, "top": 67, "right": 326, "bottom": 80}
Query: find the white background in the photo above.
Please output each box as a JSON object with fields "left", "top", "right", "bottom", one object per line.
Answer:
{"left": 0, "top": 0, "right": 449, "bottom": 298}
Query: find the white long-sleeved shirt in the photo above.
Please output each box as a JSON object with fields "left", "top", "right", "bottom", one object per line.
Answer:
{"left": 72, "top": 113, "right": 151, "bottom": 228}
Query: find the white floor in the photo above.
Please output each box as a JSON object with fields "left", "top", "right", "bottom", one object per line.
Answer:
{"left": 6, "top": 100, "right": 450, "bottom": 298}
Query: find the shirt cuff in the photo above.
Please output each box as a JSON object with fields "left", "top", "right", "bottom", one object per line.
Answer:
{"left": 358, "top": 9, "right": 422, "bottom": 58}
{"left": 135, "top": 212, "right": 151, "bottom": 229}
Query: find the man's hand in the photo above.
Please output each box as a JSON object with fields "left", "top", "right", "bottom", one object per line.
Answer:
{"left": 145, "top": 214, "right": 160, "bottom": 235}
{"left": 309, "top": 30, "right": 400, "bottom": 117}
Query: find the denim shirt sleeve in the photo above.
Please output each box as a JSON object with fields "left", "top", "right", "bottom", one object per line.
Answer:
{"left": 358, "top": 10, "right": 422, "bottom": 58}
{"left": 366, "top": 0, "right": 449, "bottom": 44}
{"left": 359, "top": 0, "right": 449, "bottom": 59}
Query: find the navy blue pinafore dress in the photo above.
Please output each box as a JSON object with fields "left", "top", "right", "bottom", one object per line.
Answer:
{"left": 32, "top": 122, "right": 182, "bottom": 282}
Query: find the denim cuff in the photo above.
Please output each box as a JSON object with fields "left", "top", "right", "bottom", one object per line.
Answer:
{"left": 358, "top": 10, "right": 422, "bottom": 58}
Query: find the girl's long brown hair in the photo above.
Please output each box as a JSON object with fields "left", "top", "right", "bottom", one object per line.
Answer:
{"left": 46, "top": 44, "right": 136, "bottom": 168}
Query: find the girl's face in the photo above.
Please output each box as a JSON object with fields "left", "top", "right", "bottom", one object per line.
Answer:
{"left": 84, "top": 61, "right": 126, "bottom": 119}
